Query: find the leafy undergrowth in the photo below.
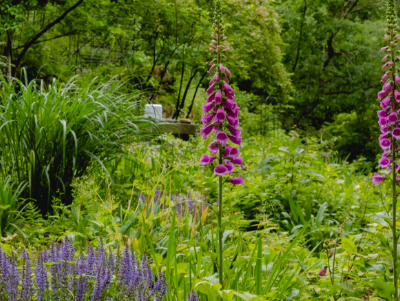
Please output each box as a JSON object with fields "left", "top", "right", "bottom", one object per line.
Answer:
{"left": 0, "top": 132, "right": 396, "bottom": 300}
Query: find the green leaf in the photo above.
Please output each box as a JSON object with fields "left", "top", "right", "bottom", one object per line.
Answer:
{"left": 315, "top": 202, "right": 327, "bottom": 229}
{"left": 373, "top": 278, "right": 395, "bottom": 301}
{"left": 339, "top": 281, "right": 354, "bottom": 293}
{"left": 233, "top": 291, "right": 266, "bottom": 301}
{"left": 364, "top": 259, "right": 386, "bottom": 272}
{"left": 341, "top": 237, "right": 357, "bottom": 253}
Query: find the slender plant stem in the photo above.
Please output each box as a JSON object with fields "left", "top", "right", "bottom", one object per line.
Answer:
{"left": 217, "top": 14, "right": 224, "bottom": 288}
{"left": 391, "top": 41, "right": 398, "bottom": 300}
{"left": 218, "top": 169, "right": 223, "bottom": 288}
{"left": 393, "top": 136, "right": 398, "bottom": 300}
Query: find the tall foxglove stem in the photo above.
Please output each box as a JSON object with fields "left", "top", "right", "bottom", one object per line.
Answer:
{"left": 216, "top": 3, "right": 224, "bottom": 288}
{"left": 199, "top": 0, "right": 245, "bottom": 288}
{"left": 391, "top": 36, "right": 399, "bottom": 301}
{"left": 374, "top": 1, "right": 400, "bottom": 299}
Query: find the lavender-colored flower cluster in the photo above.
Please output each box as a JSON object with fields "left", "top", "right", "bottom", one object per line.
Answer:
{"left": 188, "top": 291, "right": 198, "bottom": 301}
{"left": 199, "top": 0, "right": 244, "bottom": 186}
{"left": 139, "top": 188, "right": 201, "bottom": 215}
{"left": 0, "top": 239, "right": 167, "bottom": 301}
{"left": 373, "top": 0, "right": 400, "bottom": 186}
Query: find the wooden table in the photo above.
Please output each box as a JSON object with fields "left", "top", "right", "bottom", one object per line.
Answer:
{"left": 153, "top": 119, "right": 201, "bottom": 140}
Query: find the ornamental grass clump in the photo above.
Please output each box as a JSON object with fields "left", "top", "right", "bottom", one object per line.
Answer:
{"left": 199, "top": 0, "right": 244, "bottom": 288}
{"left": 0, "top": 238, "right": 167, "bottom": 300}
{"left": 373, "top": 0, "right": 400, "bottom": 299}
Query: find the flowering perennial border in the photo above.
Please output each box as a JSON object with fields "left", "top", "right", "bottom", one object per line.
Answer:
{"left": 0, "top": 239, "right": 167, "bottom": 301}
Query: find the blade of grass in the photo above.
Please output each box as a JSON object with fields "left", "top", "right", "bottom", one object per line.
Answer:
{"left": 263, "top": 221, "right": 310, "bottom": 294}
{"left": 166, "top": 212, "right": 176, "bottom": 300}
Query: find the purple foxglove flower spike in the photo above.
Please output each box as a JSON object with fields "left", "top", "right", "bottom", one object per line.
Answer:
{"left": 380, "top": 138, "right": 392, "bottom": 150}
{"left": 380, "top": 133, "right": 389, "bottom": 141}
{"left": 214, "top": 109, "right": 226, "bottom": 123}
{"left": 200, "top": 124, "right": 214, "bottom": 139}
{"left": 216, "top": 131, "right": 229, "bottom": 145}
{"left": 207, "top": 94, "right": 215, "bottom": 103}
{"left": 379, "top": 117, "right": 389, "bottom": 128}
{"left": 381, "top": 126, "right": 389, "bottom": 134}
{"left": 379, "top": 157, "right": 392, "bottom": 168}
{"left": 383, "top": 82, "right": 392, "bottom": 91}
{"left": 199, "top": 4, "right": 245, "bottom": 271}
{"left": 391, "top": 162, "right": 400, "bottom": 172}
{"left": 224, "top": 160, "right": 235, "bottom": 174}
{"left": 226, "top": 111, "right": 238, "bottom": 120}
{"left": 228, "top": 126, "right": 241, "bottom": 137}
{"left": 230, "top": 175, "right": 245, "bottom": 186}
{"left": 393, "top": 128, "right": 400, "bottom": 140}
{"left": 200, "top": 154, "right": 216, "bottom": 166}
{"left": 214, "top": 164, "right": 228, "bottom": 176}
{"left": 224, "top": 98, "right": 236, "bottom": 111}
{"left": 225, "top": 91, "right": 235, "bottom": 100}
{"left": 209, "top": 141, "right": 220, "bottom": 154}
{"left": 378, "top": 109, "right": 388, "bottom": 118}
{"left": 222, "top": 83, "right": 235, "bottom": 95}
{"left": 215, "top": 91, "right": 222, "bottom": 105}
{"left": 378, "top": 90, "right": 387, "bottom": 100}
{"left": 395, "top": 90, "right": 400, "bottom": 101}
{"left": 202, "top": 102, "right": 214, "bottom": 113}
{"left": 383, "top": 150, "right": 391, "bottom": 158}
{"left": 381, "top": 97, "right": 391, "bottom": 109}
{"left": 319, "top": 267, "right": 327, "bottom": 277}
{"left": 227, "top": 146, "right": 239, "bottom": 159}
{"left": 389, "top": 112, "right": 399, "bottom": 125}
{"left": 202, "top": 113, "right": 214, "bottom": 125}
{"left": 227, "top": 116, "right": 239, "bottom": 127}
{"left": 231, "top": 157, "right": 243, "bottom": 166}
{"left": 229, "top": 135, "right": 242, "bottom": 146}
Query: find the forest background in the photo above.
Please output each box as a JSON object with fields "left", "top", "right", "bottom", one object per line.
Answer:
{"left": 0, "top": 0, "right": 386, "bottom": 165}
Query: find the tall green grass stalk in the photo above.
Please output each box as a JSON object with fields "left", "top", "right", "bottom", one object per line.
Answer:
{"left": 0, "top": 75, "right": 155, "bottom": 216}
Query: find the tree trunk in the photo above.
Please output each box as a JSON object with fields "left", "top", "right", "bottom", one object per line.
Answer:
{"left": 179, "top": 70, "right": 198, "bottom": 109}
{"left": 186, "top": 70, "right": 207, "bottom": 118}
{"left": 6, "top": 31, "right": 13, "bottom": 82}
{"left": 172, "top": 60, "right": 185, "bottom": 119}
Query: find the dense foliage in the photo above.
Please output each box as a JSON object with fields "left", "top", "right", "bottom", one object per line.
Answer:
{"left": 2, "top": 0, "right": 400, "bottom": 300}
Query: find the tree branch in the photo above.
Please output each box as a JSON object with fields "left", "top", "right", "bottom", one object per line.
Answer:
{"left": 13, "top": 0, "right": 84, "bottom": 74}
{"left": 13, "top": 32, "right": 78, "bottom": 50}
{"left": 325, "top": 90, "right": 354, "bottom": 95}
{"left": 186, "top": 70, "right": 207, "bottom": 118}
{"left": 179, "top": 69, "right": 198, "bottom": 109}
{"left": 293, "top": 0, "right": 307, "bottom": 72}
